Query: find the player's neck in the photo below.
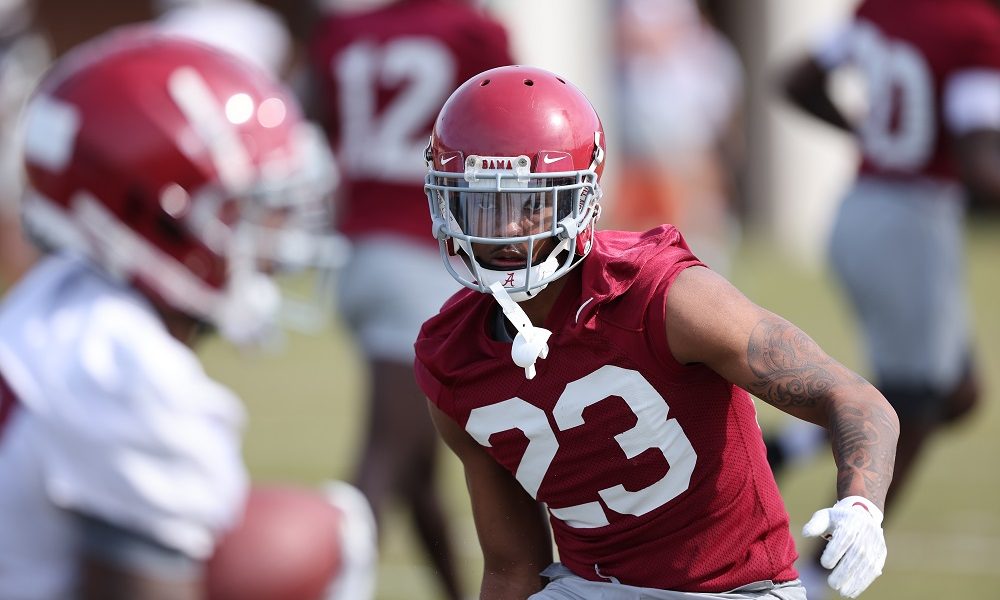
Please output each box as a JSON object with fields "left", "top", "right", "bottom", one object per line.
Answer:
{"left": 518, "top": 275, "right": 568, "bottom": 327}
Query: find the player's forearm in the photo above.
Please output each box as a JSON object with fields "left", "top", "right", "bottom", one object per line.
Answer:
{"left": 742, "top": 315, "right": 899, "bottom": 508}
{"left": 827, "top": 390, "right": 899, "bottom": 510}
{"left": 782, "top": 57, "right": 853, "bottom": 133}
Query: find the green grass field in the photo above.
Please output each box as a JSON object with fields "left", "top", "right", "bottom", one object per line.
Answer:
{"left": 198, "top": 217, "right": 1000, "bottom": 600}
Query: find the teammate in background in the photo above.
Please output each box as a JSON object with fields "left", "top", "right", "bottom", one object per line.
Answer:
{"left": 0, "top": 30, "right": 374, "bottom": 600}
{"left": 305, "top": 2, "right": 513, "bottom": 597}
{"left": 0, "top": 0, "right": 49, "bottom": 289}
{"left": 608, "top": 0, "right": 745, "bottom": 275}
{"left": 418, "top": 65, "right": 898, "bottom": 600}
{"left": 779, "top": 1, "right": 1000, "bottom": 596}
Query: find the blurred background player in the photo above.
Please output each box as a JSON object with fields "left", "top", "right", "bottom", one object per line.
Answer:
{"left": 0, "top": 0, "right": 49, "bottom": 289}
{"left": 304, "top": 1, "right": 514, "bottom": 597}
{"left": 0, "top": 29, "right": 374, "bottom": 600}
{"left": 778, "top": 0, "right": 1000, "bottom": 595}
{"left": 607, "top": 0, "right": 745, "bottom": 275}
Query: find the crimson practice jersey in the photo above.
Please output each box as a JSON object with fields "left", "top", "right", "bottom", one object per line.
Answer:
{"left": 832, "top": 0, "right": 1000, "bottom": 180}
{"left": 415, "top": 227, "right": 798, "bottom": 592}
{"left": 307, "top": 0, "right": 514, "bottom": 246}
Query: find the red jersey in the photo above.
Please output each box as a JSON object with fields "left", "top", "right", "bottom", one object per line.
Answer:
{"left": 307, "top": 0, "right": 513, "bottom": 245}
{"left": 838, "top": 0, "right": 1000, "bottom": 180}
{"left": 415, "top": 227, "right": 798, "bottom": 592}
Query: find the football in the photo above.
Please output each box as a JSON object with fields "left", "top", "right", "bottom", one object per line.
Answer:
{"left": 205, "top": 484, "right": 343, "bottom": 600}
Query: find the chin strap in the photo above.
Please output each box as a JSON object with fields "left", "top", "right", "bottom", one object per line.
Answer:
{"left": 488, "top": 282, "right": 552, "bottom": 380}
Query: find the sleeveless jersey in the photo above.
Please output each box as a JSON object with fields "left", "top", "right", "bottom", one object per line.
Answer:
{"left": 307, "top": 0, "right": 513, "bottom": 246}
{"left": 415, "top": 227, "right": 798, "bottom": 592}
{"left": 827, "top": 0, "right": 1000, "bottom": 181}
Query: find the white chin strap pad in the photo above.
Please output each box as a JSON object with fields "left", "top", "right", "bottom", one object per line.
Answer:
{"left": 488, "top": 282, "right": 552, "bottom": 379}
{"left": 473, "top": 238, "right": 568, "bottom": 302}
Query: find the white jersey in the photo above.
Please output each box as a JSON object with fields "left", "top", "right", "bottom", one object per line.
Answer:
{"left": 0, "top": 253, "right": 248, "bottom": 600}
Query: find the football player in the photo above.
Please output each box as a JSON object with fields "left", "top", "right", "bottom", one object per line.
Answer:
{"left": 0, "top": 29, "right": 373, "bottom": 600}
{"left": 418, "top": 65, "right": 899, "bottom": 600}
{"left": 780, "top": 0, "right": 1000, "bottom": 596}
{"left": 304, "top": 1, "right": 514, "bottom": 598}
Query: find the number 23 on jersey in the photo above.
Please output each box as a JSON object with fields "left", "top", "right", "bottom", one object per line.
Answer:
{"left": 465, "top": 365, "right": 697, "bottom": 529}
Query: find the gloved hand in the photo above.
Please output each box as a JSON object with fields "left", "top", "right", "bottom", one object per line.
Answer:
{"left": 803, "top": 496, "right": 887, "bottom": 598}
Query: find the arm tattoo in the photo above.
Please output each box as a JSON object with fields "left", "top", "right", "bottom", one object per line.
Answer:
{"left": 744, "top": 317, "right": 837, "bottom": 409}
{"left": 745, "top": 316, "right": 898, "bottom": 504}
{"left": 830, "top": 402, "right": 898, "bottom": 502}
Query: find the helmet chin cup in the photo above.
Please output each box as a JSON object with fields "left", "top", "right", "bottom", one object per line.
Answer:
{"left": 465, "top": 239, "right": 566, "bottom": 302}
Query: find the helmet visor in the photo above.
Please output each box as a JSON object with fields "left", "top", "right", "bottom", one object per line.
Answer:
{"left": 444, "top": 177, "right": 580, "bottom": 240}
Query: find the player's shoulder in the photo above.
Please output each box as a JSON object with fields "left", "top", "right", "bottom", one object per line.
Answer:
{"left": 944, "top": 0, "right": 1000, "bottom": 25}
{"left": 395, "top": 0, "right": 510, "bottom": 52}
{"left": 862, "top": 0, "right": 1000, "bottom": 33}
{"left": 580, "top": 226, "right": 704, "bottom": 326}
{"left": 592, "top": 225, "right": 689, "bottom": 255}
{"left": 587, "top": 226, "right": 701, "bottom": 293}
{"left": 417, "top": 286, "right": 485, "bottom": 345}
{"left": 958, "top": 1, "right": 1000, "bottom": 46}
{"left": 314, "top": 0, "right": 505, "bottom": 35}
{"left": 915, "top": 0, "right": 1000, "bottom": 67}
{"left": 0, "top": 254, "right": 239, "bottom": 419}
{"left": 413, "top": 286, "right": 494, "bottom": 397}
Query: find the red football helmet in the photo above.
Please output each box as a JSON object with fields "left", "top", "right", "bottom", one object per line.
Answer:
{"left": 21, "top": 27, "right": 337, "bottom": 344}
{"left": 424, "top": 65, "right": 605, "bottom": 301}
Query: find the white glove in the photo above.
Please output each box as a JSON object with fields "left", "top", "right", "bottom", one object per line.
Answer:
{"left": 803, "top": 496, "right": 887, "bottom": 598}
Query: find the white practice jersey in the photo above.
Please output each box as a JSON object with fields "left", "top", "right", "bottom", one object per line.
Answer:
{"left": 0, "top": 253, "right": 248, "bottom": 600}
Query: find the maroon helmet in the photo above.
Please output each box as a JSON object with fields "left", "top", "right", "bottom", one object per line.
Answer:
{"left": 21, "top": 27, "right": 336, "bottom": 343}
{"left": 424, "top": 65, "right": 605, "bottom": 301}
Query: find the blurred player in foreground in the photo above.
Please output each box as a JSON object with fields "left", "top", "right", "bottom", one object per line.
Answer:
{"left": 0, "top": 29, "right": 374, "bottom": 600}
{"left": 779, "top": 0, "right": 1000, "bottom": 595}
{"left": 305, "top": 1, "right": 513, "bottom": 597}
{"left": 417, "top": 65, "right": 899, "bottom": 599}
